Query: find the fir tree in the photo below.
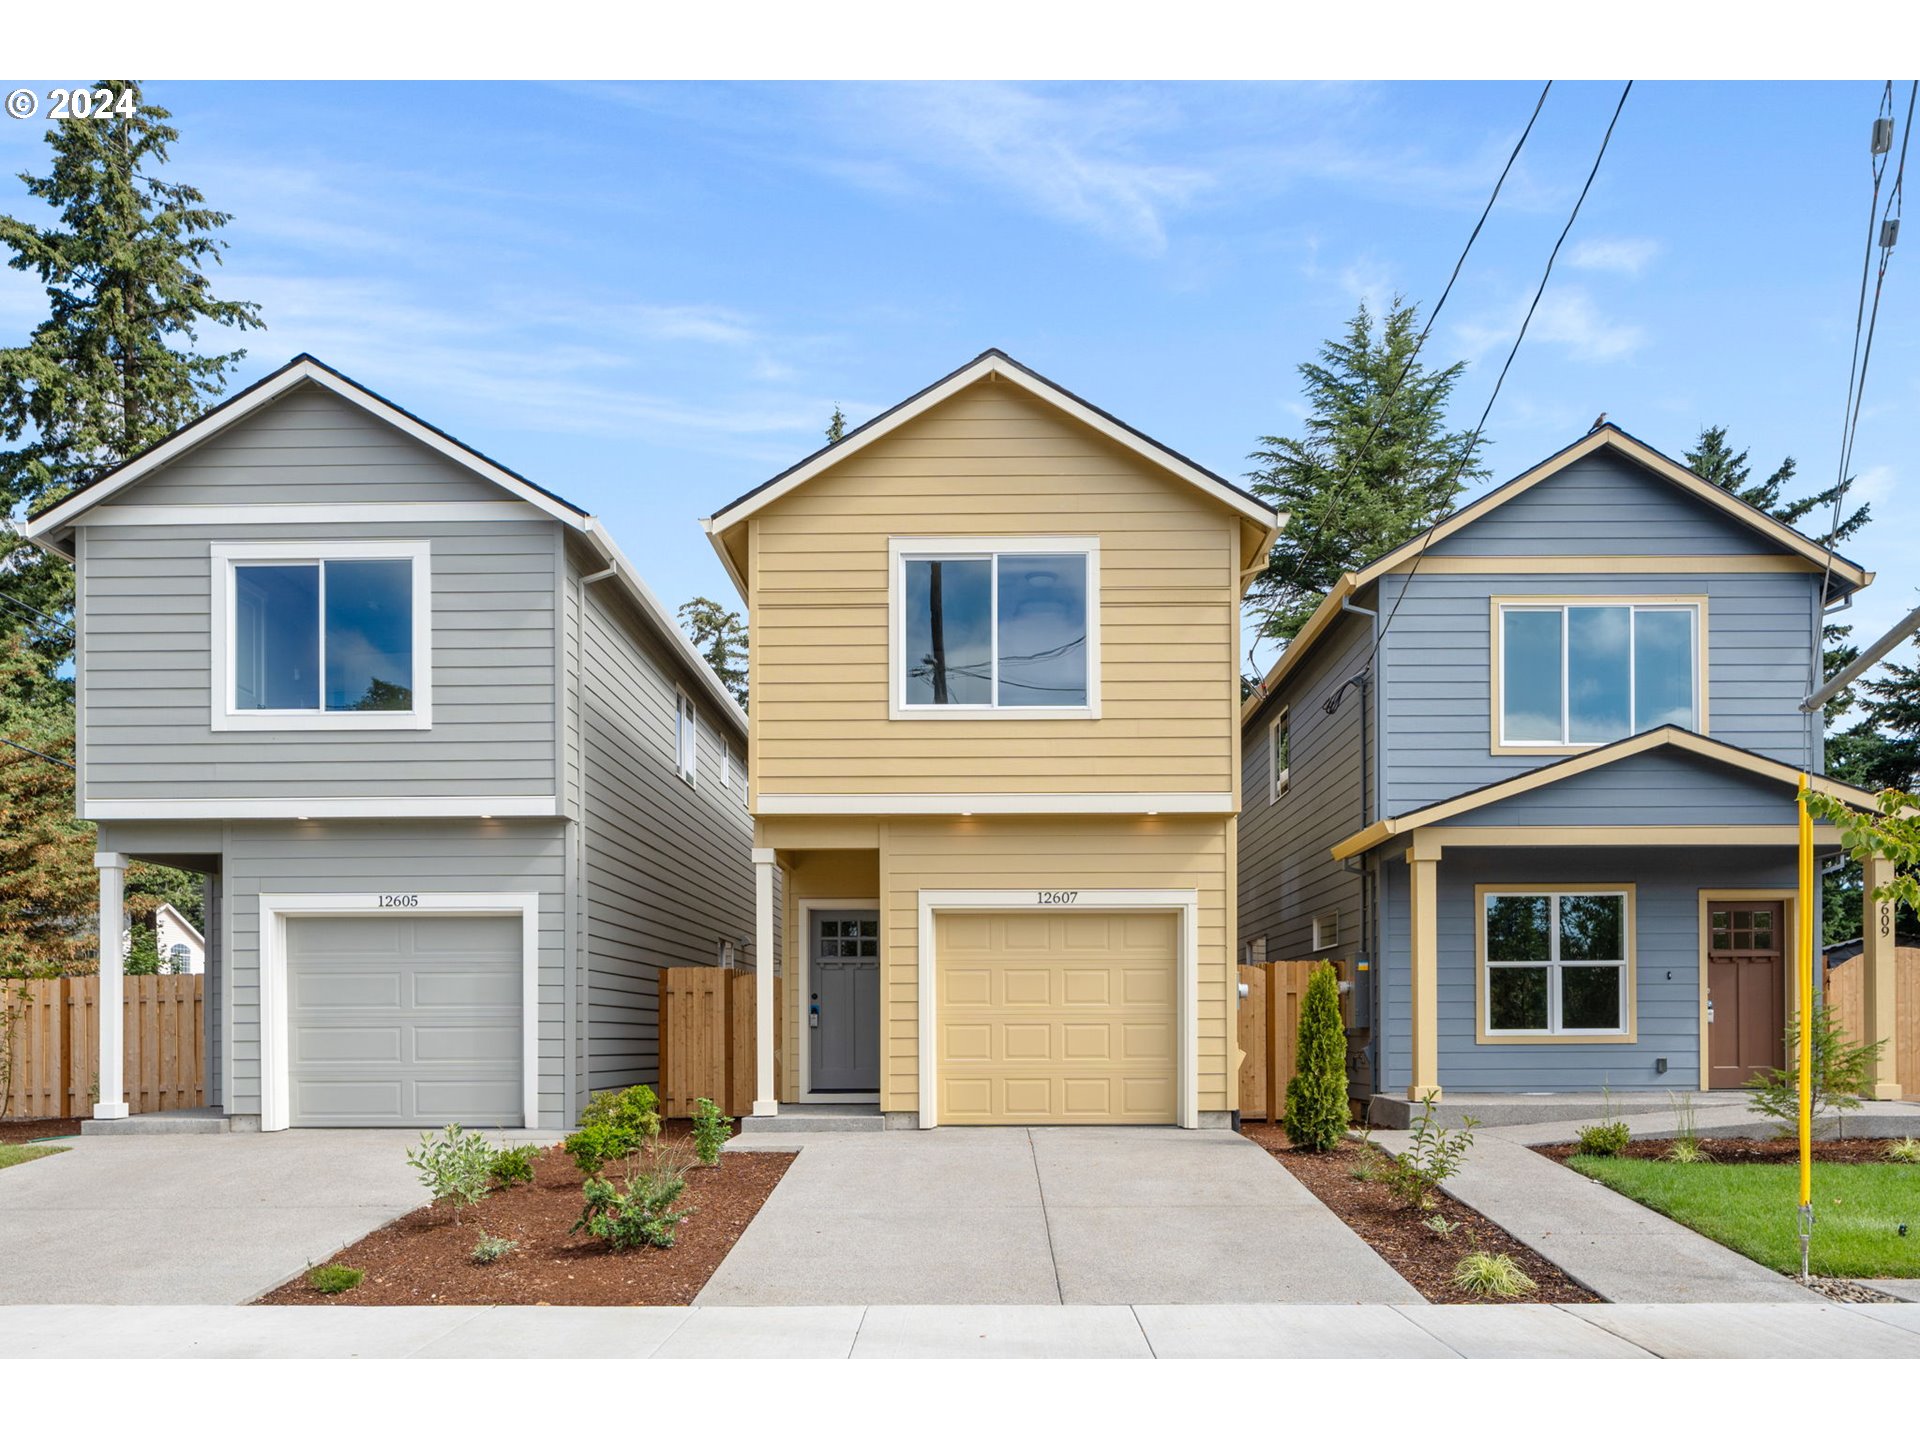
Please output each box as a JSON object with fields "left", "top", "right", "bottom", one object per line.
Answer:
{"left": 1283, "top": 962, "right": 1350, "bottom": 1152}
{"left": 677, "top": 597, "right": 749, "bottom": 709}
{"left": 826, "top": 405, "right": 848, "bottom": 444}
{"left": 1245, "top": 297, "right": 1484, "bottom": 659}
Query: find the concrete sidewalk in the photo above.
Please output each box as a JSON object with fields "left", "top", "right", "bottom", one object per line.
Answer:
{"left": 0, "top": 1302, "right": 1914, "bottom": 1359}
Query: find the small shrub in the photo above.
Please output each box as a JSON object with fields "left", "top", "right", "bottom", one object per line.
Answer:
{"left": 1347, "top": 1159, "right": 1378, "bottom": 1183}
{"left": 470, "top": 1232, "right": 519, "bottom": 1265}
{"left": 579, "top": 1084, "right": 662, "bottom": 1142}
{"left": 571, "top": 1141, "right": 696, "bottom": 1252}
{"left": 307, "top": 1263, "right": 363, "bottom": 1295}
{"left": 488, "top": 1143, "right": 539, "bottom": 1189}
{"left": 564, "top": 1122, "right": 641, "bottom": 1178}
{"left": 1282, "top": 962, "right": 1349, "bottom": 1153}
{"left": 692, "top": 1097, "right": 731, "bottom": 1166}
{"left": 1746, "top": 999, "right": 1885, "bottom": 1139}
{"left": 405, "top": 1123, "right": 495, "bottom": 1220}
{"left": 1574, "top": 1120, "right": 1632, "bottom": 1157}
{"left": 1887, "top": 1135, "right": 1920, "bottom": 1164}
{"left": 1381, "top": 1098, "right": 1478, "bottom": 1210}
{"left": 1665, "top": 1134, "right": 1711, "bottom": 1165}
{"left": 1422, "top": 1212, "right": 1460, "bottom": 1238}
{"left": 1452, "top": 1252, "right": 1537, "bottom": 1299}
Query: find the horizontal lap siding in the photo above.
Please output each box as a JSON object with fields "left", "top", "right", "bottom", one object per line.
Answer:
{"left": 878, "top": 817, "right": 1231, "bottom": 1115}
{"left": 209, "top": 819, "right": 569, "bottom": 1123}
{"left": 1452, "top": 749, "right": 1805, "bottom": 827}
{"left": 578, "top": 577, "right": 755, "bottom": 1096}
{"left": 1239, "top": 613, "right": 1370, "bottom": 964}
{"left": 750, "top": 382, "right": 1239, "bottom": 797}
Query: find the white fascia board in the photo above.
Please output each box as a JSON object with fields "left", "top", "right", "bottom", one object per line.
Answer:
{"left": 754, "top": 792, "right": 1236, "bottom": 816}
{"left": 81, "top": 795, "right": 562, "bottom": 821}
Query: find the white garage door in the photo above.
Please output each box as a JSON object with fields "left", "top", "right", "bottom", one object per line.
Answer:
{"left": 286, "top": 914, "right": 522, "bottom": 1127}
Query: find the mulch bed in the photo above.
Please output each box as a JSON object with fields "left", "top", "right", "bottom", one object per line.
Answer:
{"left": 0, "top": 1118, "right": 86, "bottom": 1146}
{"left": 1534, "top": 1137, "right": 1905, "bottom": 1165}
{"left": 1242, "top": 1123, "right": 1598, "bottom": 1304}
{"left": 259, "top": 1133, "right": 792, "bottom": 1306}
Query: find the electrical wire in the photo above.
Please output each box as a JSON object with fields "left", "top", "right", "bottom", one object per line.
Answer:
{"left": 1365, "top": 81, "right": 1633, "bottom": 669}
{"left": 0, "top": 732, "right": 75, "bottom": 769}
{"left": 0, "top": 592, "right": 73, "bottom": 632}
{"left": 1244, "top": 80, "right": 1553, "bottom": 680}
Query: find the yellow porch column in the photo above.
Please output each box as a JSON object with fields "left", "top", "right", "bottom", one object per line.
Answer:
{"left": 1406, "top": 849, "right": 1442, "bottom": 1102}
{"left": 1863, "top": 852, "right": 1903, "bottom": 1100}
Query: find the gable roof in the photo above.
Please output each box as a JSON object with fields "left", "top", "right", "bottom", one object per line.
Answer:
{"left": 1329, "top": 726, "right": 1878, "bottom": 860}
{"left": 21, "top": 354, "right": 749, "bottom": 737}
{"left": 1242, "top": 422, "right": 1874, "bottom": 724}
{"left": 700, "top": 349, "right": 1284, "bottom": 589}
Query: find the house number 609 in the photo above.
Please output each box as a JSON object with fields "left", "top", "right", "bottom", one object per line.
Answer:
{"left": 1037, "top": 890, "right": 1079, "bottom": 905}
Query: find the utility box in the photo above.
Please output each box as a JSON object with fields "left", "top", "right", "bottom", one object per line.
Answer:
{"left": 1345, "top": 956, "right": 1373, "bottom": 1033}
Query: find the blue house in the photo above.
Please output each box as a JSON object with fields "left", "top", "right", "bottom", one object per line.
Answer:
{"left": 1237, "top": 423, "right": 1906, "bottom": 1121}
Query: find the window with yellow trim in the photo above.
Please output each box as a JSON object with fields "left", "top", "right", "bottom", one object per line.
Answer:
{"left": 1483, "top": 889, "right": 1629, "bottom": 1035}
{"left": 1498, "top": 601, "right": 1699, "bottom": 747}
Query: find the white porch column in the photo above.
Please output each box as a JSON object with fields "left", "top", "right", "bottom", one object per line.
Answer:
{"left": 1863, "top": 853, "right": 1903, "bottom": 1100}
{"left": 753, "top": 849, "right": 778, "bottom": 1117}
{"left": 93, "top": 852, "right": 130, "bottom": 1120}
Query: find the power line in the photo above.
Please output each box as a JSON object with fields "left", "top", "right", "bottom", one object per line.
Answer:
{"left": 1245, "top": 80, "right": 1553, "bottom": 678}
{"left": 0, "top": 732, "right": 75, "bottom": 770}
{"left": 1365, "top": 81, "right": 1634, "bottom": 669}
{"left": 0, "top": 592, "right": 73, "bottom": 632}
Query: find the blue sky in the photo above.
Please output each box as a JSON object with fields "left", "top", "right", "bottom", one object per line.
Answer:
{"left": 4, "top": 80, "right": 1914, "bottom": 676}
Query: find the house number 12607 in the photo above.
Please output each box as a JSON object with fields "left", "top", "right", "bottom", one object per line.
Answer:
{"left": 1037, "top": 890, "right": 1079, "bottom": 905}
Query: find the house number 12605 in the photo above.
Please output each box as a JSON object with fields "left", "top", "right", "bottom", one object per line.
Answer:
{"left": 378, "top": 894, "right": 420, "bottom": 908}
{"left": 1037, "top": 890, "right": 1079, "bottom": 905}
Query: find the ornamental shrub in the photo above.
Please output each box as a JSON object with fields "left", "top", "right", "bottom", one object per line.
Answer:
{"left": 571, "top": 1142, "right": 696, "bottom": 1251}
{"left": 564, "top": 1122, "right": 640, "bottom": 1178}
{"left": 1381, "top": 1098, "right": 1478, "bottom": 1210}
{"left": 1746, "top": 999, "right": 1884, "bottom": 1139}
{"left": 1283, "top": 962, "right": 1349, "bottom": 1152}
{"left": 579, "top": 1084, "right": 661, "bottom": 1141}
{"left": 488, "top": 1143, "right": 539, "bottom": 1189}
{"left": 307, "top": 1264, "right": 363, "bottom": 1295}
{"left": 692, "top": 1096, "right": 731, "bottom": 1166}
{"left": 1574, "top": 1120, "right": 1632, "bottom": 1157}
{"left": 405, "top": 1123, "right": 495, "bottom": 1220}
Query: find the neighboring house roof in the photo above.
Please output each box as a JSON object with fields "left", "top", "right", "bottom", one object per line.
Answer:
{"left": 152, "top": 902, "right": 205, "bottom": 948}
{"left": 701, "top": 348, "right": 1285, "bottom": 593}
{"left": 1242, "top": 422, "right": 1874, "bottom": 725}
{"left": 22, "top": 355, "right": 748, "bottom": 737}
{"left": 1328, "top": 726, "right": 1879, "bottom": 860}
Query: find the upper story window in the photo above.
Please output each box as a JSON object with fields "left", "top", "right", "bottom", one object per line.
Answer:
{"left": 889, "top": 537, "right": 1100, "bottom": 719}
{"left": 676, "top": 690, "right": 699, "bottom": 785}
{"left": 212, "top": 541, "right": 431, "bottom": 732}
{"left": 1494, "top": 598, "right": 1703, "bottom": 752}
{"left": 1268, "top": 707, "right": 1291, "bottom": 803}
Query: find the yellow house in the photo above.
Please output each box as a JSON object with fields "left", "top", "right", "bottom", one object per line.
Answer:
{"left": 703, "top": 351, "right": 1283, "bottom": 1128}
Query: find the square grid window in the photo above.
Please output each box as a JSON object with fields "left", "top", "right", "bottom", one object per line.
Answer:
{"left": 675, "top": 691, "right": 699, "bottom": 784}
{"left": 1483, "top": 889, "right": 1631, "bottom": 1036}
{"left": 815, "top": 916, "right": 879, "bottom": 958}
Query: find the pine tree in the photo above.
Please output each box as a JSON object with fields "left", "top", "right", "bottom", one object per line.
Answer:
{"left": 1283, "top": 962, "right": 1350, "bottom": 1152}
{"left": 677, "top": 597, "right": 749, "bottom": 709}
{"left": 1245, "top": 297, "right": 1485, "bottom": 657}
{"left": 0, "top": 79, "right": 263, "bottom": 675}
{"left": 826, "top": 405, "right": 848, "bottom": 444}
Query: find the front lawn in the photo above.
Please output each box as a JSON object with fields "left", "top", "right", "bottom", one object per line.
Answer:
{"left": 0, "top": 1143, "right": 68, "bottom": 1171}
{"left": 1567, "top": 1157, "right": 1920, "bottom": 1278}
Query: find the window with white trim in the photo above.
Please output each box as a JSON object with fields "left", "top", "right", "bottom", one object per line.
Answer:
{"left": 718, "top": 939, "right": 736, "bottom": 970}
{"left": 721, "top": 747, "right": 733, "bottom": 788}
{"left": 1311, "top": 910, "right": 1339, "bottom": 951}
{"left": 1497, "top": 601, "right": 1700, "bottom": 748}
{"left": 1269, "top": 708, "right": 1291, "bottom": 803}
{"left": 892, "top": 538, "right": 1098, "bottom": 716}
{"left": 1483, "top": 889, "right": 1630, "bottom": 1035}
{"left": 675, "top": 691, "right": 698, "bottom": 784}
{"left": 212, "top": 541, "right": 431, "bottom": 731}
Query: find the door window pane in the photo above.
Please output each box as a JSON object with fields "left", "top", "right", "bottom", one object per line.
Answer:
{"left": 324, "top": 559, "right": 413, "bottom": 711}
{"left": 1560, "top": 966, "right": 1622, "bottom": 1029}
{"left": 1567, "top": 606, "right": 1631, "bottom": 742}
{"left": 1489, "top": 967, "right": 1549, "bottom": 1030}
{"left": 234, "top": 565, "right": 319, "bottom": 710}
{"left": 1501, "top": 609, "right": 1563, "bottom": 743}
{"left": 1634, "top": 607, "right": 1696, "bottom": 729}
{"left": 903, "top": 558, "right": 991, "bottom": 705}
{"left": 996, "top": 553, "right": 1088, "bottom": 707}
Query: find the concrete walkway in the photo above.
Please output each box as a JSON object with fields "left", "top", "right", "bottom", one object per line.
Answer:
{"left": 1, "top": 1302, "right": 1914, "bottom": 1359}
{"left": 0, "top": 1129, "right": 562, "bottom": 1304}
{"left": 708, "top": 1125, "right": 1418, "bottom": 1305}
{"left": 1373, "top": 1124, "right": 1820, "bottom": 1303}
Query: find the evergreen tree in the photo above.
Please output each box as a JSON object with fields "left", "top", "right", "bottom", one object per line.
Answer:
{"left": 1245, "top": 297, "right": 1484, "bottom": 657}
{"left": 1282, "top": 962, "right": 1350, "bottom": 1152}
{"left": 0, "top": 79, "right": 263, "bottom": 675}
{"left": 825, "top": 405, "right": 848, "bottom": 444}
{"left": 677, "top": 597, "right": 749, "bottom": 709}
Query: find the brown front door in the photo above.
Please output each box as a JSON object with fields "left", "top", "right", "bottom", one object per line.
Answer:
{"left": 1706, "top": 901, "right": 1786, "bottom": 1088}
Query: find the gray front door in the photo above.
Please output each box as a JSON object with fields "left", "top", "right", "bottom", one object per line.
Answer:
{"left": 286, "top": 913, "right": 522, "bottom": 1127}
{"left": 811, "top": 910, "right": 880, "bottom": 1093}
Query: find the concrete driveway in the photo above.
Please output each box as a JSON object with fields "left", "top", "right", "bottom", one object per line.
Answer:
{"left": 0, "top": 1129, "right": 556, "bottom": 1304}
{"left": 702, "top": 1126, "right": 1419, "bottom": 1306}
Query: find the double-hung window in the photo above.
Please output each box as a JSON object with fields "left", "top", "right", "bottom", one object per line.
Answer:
{"left": 890, "top": 537, "right": 1099, "bottom": 718}
{"left": 1496, "top": 598, "right": 1702, "bottom": 750}
{"left": 1481, "top": 887, "right": 1634, "bottom": 1039}
{"left": 212, "top": 541, "right": 431, "bottom": 730}
{"left": 1269, "top": 708, "right": 1291, "bottom": 802}
{"left": 676, "top": 690, "right": 699, "bottom": 784}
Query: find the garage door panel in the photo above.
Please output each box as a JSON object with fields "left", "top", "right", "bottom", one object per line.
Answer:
{"left": 288, "top": 914, "right": 522, "bottom": 1128}
{"left": 936, "top": 910, "right": 1176, "bottom": 1126}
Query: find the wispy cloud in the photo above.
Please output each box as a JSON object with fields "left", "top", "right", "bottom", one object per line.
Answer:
{"left": 1456, "top": 286, "right": 1646, "bottom": 364}
{"left": 1566, "top": 236, "right": 1661, "bottom": 276}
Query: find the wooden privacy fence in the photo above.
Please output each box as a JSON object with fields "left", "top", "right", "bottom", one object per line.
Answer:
{"left": 3, "top": 975, "right": 205, "bottom": 1120}
{"left": 658, "top": 966, "right": 779, "bottom": 1118}
{"left": 1237, "top": 959, "right": 1345, "bottom": 1121}
{"left": 1828, "top": 945, "right": 1919, "bottom": 1099}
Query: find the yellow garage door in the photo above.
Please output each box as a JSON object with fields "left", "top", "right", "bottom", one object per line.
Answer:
{"left": 935, "top": 910, "right": 1177, "bottom": 1125}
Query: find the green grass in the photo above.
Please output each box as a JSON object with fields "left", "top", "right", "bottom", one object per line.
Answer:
{"left": 1568, "top": 1157, "right": 1920, "bottom": 1278}
{"left": 0, "top": 1143, "right": 68, "bottom": 1171}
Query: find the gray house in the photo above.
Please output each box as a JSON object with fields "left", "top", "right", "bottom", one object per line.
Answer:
{"left": 1238, "top": 423, "right": 1906, "bottom": 1120}
{"left": 25, "top": 355, "right": 757, "bottom": 1132}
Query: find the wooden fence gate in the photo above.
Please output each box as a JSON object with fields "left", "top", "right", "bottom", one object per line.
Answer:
{"left": 3, "top": 975, "right": 205, "bottom": 1120}
{"left": 1828, "top": 945, "right": 1919, "bottom": 1098}
{"left": 1237, "top": 959, "right": 1344, "bottom": 1121}
{"left": 657, "top": 967, "right": 780, "bottom": 1118}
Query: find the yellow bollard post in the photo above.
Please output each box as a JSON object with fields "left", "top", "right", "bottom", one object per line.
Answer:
{"left": 1796, "top": 776, "right": 1815, "bottom": 1280}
